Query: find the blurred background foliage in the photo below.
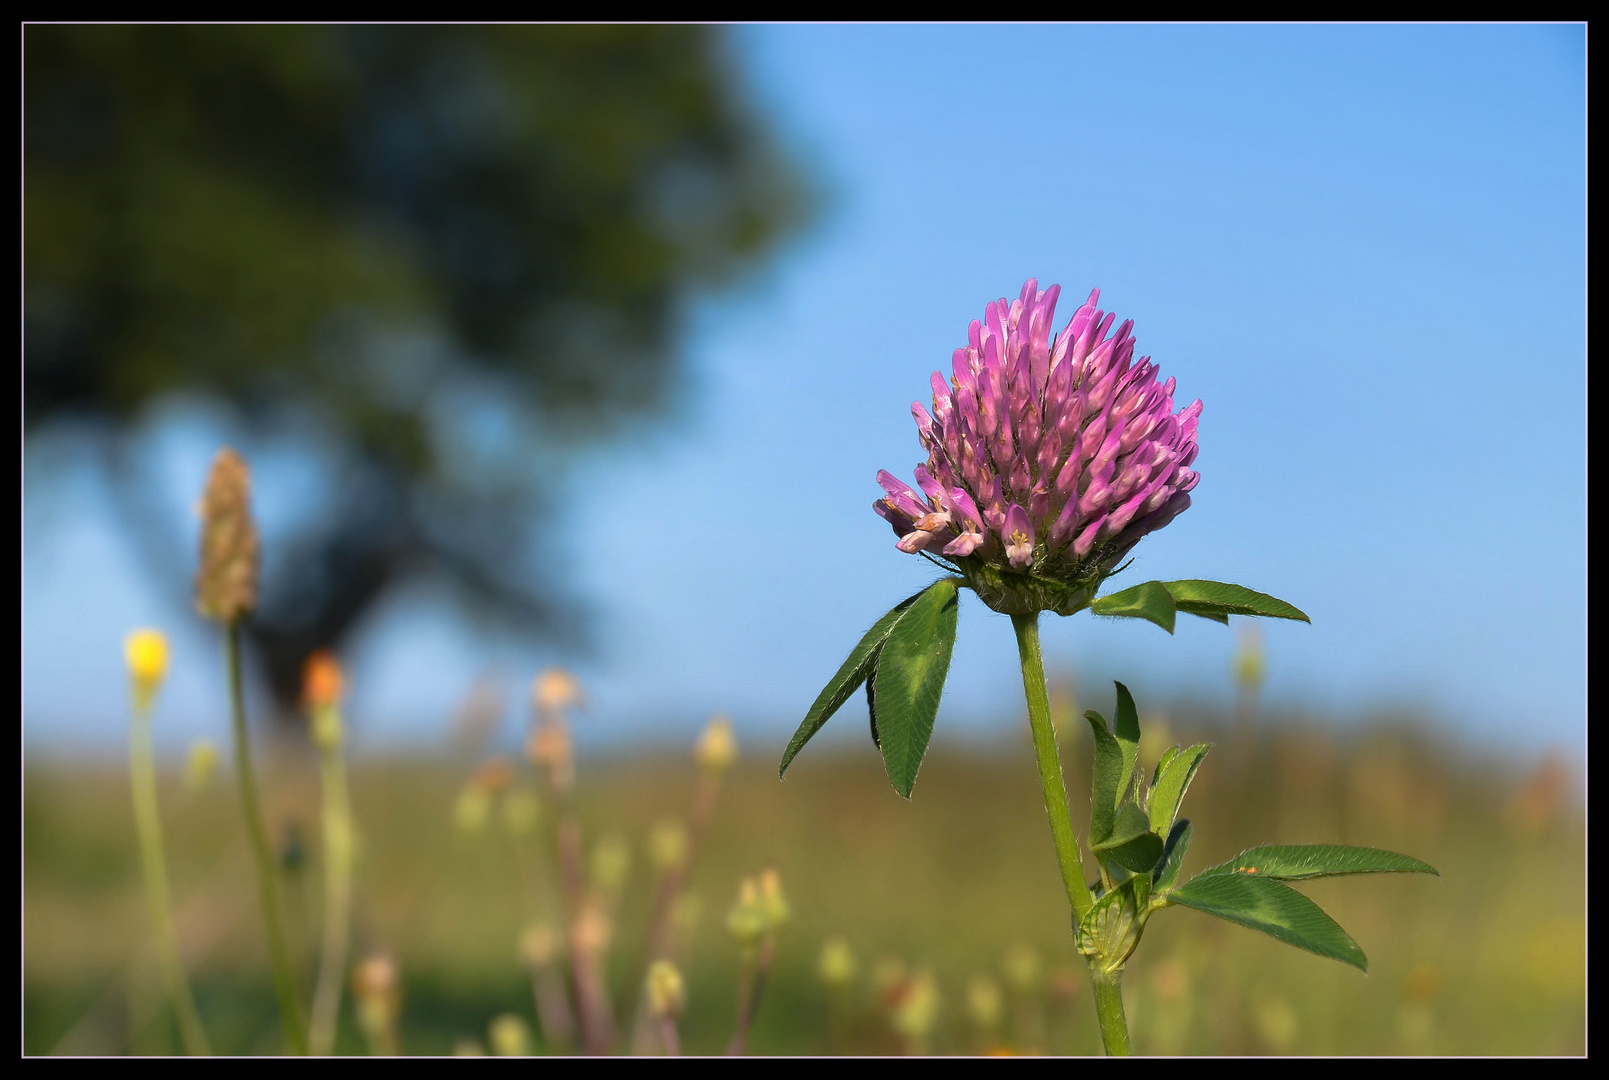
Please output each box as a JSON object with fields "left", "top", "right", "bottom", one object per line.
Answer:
{"left": 23, "top": 704, "right": 1584, "bottom": 1056}
{"left": 25, "top": 25, "right": 811, "bottom": 710}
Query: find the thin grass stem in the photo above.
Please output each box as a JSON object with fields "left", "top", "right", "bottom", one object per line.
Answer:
{"left": 308, "top": 709, "right": 353, "bottom": 1056}
{"left": 226, "top": 621, "right": 308, "bottom": 1054}
{"left": 128, "top": 694, "right": 211, "bottom": 1055}
{"left": 726, "top": 936, "right": 775, "bottom": 1056}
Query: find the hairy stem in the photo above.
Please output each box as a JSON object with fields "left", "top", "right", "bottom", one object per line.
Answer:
{"left": 129, "top": 695, "right": 212, "bottom": 1055}
{"left": 1011, "top": 612, "right": 1094, "bottom": 923}
{"left": 1092, "top": 972, "right": 1133, "bottom": 1056}
{"left": 1013, "top": 613, "right": 1135, "bottom": 1055}
{"left": 227, "top": 622, "right": 308, "bottom": 1054}
{"left": 308, "top": 716, "right": 353, "bottom": 1056}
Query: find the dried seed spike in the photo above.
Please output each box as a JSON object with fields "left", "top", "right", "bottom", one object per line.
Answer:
{"left": 194, "top": 448, "right": 260, "bottom": 623}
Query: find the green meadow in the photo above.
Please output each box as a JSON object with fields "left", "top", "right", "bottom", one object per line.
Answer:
{"left": 25, "top": 706, "right": 1583, "bottom": 1056}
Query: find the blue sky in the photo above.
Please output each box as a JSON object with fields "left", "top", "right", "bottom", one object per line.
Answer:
{"left": 23, "top": 24, "right": 1585, "bottom": 761}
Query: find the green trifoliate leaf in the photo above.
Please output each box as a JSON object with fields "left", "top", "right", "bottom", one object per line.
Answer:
{"left": 870, "top": 578, "right": 960, "bottom": 798}
{"left": 1195, "top": 844, "right": 1439, "bottom": 882}
{"left": 1092, "top": 803, "right": 1166, "bottom": 875}
{"left": 780, "top": 586, "right": 930, "bottom": 777}
{"left": 1161, "top": 580, "right": 1310, "bottom": 624}
{"left": 866, "top": 658, "right": 882, "bottom": 749}
{"left": 1084, "top": 709, "right": 1123, "bottom": 844}
{"left": 1086, "top": 683, "right": 1145, "bottom": 846}
{"left": 1089, "top": 581, "right": 1308, "bottom": 634}
{"left": 1167, "top": 872, "right": 1367, "bottom": 971}
{"left": 1150, "top": 745, "right": 1180, "bottom": 790}
{"left": 1152, "top": 819, "right": 1193, "bottom": 892}
{"left": 1113, "top": 682, "right": 1141, "bottom": 803}
{"left": 1089, "top": 580, "right": 1177, "bottom": 633}
{"left": 1148, "top": 743, "right": 1212, "bottom": 836}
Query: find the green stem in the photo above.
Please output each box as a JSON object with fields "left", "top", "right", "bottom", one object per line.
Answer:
{"left": 1010, "top": 612, "right": 1094, "bottom": 923}
{"left": 129, "top": 694, "right": 212, "bottom": 1055}
{"left": 1013, "top": 613, "right": 1135, "bottom": 1056}
{"left": 1091, "top": 972, "right": 1133, "bottom": 1056}
{"left": 308, "top": 711, "right": 353, "bottom": 1057}
{"left": 227, "top": 622, "right": 308, "bottom": 1054}
{"left": 725, "top": 936, "right": 774, "bottom": 1056}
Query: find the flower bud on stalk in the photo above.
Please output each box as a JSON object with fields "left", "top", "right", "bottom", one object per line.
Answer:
{"left": 125, "top": 629, "right": 169, "bottom": 712}
{"left": 968, "top": 974, "right": 1004, "bottom": 1033}
{"left": 568, "top": 904, "right": 619, "bottom": 1054}
{"left": 533, "top": 668, "right": 582, "bottom": 714}
{"left": 646, "top": 960, "right": 687, "bottom": 1017}
{"left": 523, "top": 670, "right": 612, "bottom": 1055}
{"left": 527, "top": 671, "right": 578, "bottom": 792}
{"left": 305, "top": 650, "right": 356, "bottom": 1058}
{"left": 1004, "top": 944, "right": 1049, "bottom": 1053}
{"left": 352, "top": 953, "right": 401, "bottom": 1056}
{"left": 488, "top": 1014, "right": 532, "bottom": 1057}
{"left": 645, "top": 960, "right": 687, "bottom": 1055}
{"left": 757, "top": 867, "right": 791, "bottom": 931}
{"left": 726, "top": 877, "right": 768, "bottom": 947}
{"left": 818, "top": 937, "right": 857, "bottom": 988}
{"left": 453, "top": 783, "right": 492, "bottom": 834}
{"left": 694, "top": 715, "right": 739, "bottom": 774}
{"left": 631, "top": 715, "right": 737, "bottom": 1055}
{"left": 124, "top": 628, "right": 211, "bottom": 1055}
{"left": 725, "top": 869, "right": 787, "bottom": 1056}
{"left": 816, "top": 935, "right": 859, "bottom": 1054}
{"left": 304, "top": 650, "right": 345, "bottom": 750}
{"left": 194, "top": 448, "right": 305, "bottom": 1053}
{"left": 649, "top": 818, "right": 690, "bottom": 873}
{"left": 890, "top": 970, "right": 942, "bottom": 1056}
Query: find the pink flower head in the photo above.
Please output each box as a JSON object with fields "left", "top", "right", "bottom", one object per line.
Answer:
{"left": 874, "top": 280, "right": 1200, "bottom": 607}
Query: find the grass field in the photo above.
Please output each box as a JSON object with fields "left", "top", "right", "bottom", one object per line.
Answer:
{"left": 24, "top": 705, "right": 1584, "bottom": 1056}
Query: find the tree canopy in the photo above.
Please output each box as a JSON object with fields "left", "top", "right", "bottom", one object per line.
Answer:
{"left": 26, "top": 25, "right": 811, "bottom": 709}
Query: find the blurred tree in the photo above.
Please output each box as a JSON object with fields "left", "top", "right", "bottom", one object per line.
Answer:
{"left": 25, "top": 26, "right": 810, "bottom": 713}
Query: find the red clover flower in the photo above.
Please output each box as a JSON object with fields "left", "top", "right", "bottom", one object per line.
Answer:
{"left": 874, "top": 280, "right": 1199, "bottom": 613}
